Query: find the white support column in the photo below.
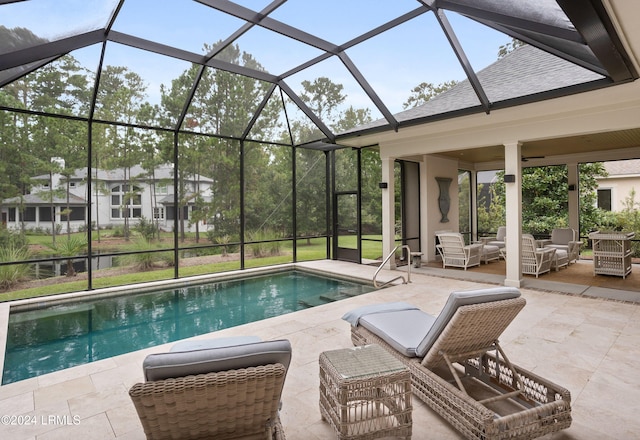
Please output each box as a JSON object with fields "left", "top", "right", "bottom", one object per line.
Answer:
{"left": 504, "top": 142, "right": 523, "bottom": 287}
{"left": 470, "top": 170, "right": 478, "bottom": 242}
{"left": 567, "top": 162, "right": 580, "bottom": 232}
{"left": 381, "top": 156, "right": 396, "bottom": 269}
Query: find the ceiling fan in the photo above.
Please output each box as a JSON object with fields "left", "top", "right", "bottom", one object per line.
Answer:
{"left": 521, "top": 155, "right": 545, "bottom": 162}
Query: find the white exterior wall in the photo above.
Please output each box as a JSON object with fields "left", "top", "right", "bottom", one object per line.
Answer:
{"left": 3, "top": 176, "right": 213, "bottom": 234}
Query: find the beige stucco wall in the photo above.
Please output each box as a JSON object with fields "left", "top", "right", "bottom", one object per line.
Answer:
{"left": 596, "top": 175, "right": 640, "bottom": 211}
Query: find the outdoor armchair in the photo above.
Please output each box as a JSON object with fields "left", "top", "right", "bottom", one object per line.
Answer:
{"left": 436, "top": 232, "right": 483, "bottom": 270}
{"left": 483, "top": 226, "right": 506, "bottom": 249}
{"left": 437, "top": 232, "right": 499, "bottom": 269}
{"left": 342, "top": 287, "right": 572, "bottom": 440}
{"left": 522, "top": 233, "right": 556, "bottom": 277}
{"left": 129, "top": 337, "right": 291, "bottom": 440}
{"left": 546, "top": 228, "right": 581, "bottom": 263}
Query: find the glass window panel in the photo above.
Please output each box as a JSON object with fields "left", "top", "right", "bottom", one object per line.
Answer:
{"left": 244, "top": 142, "right": 293, "bottom": 244}
{"left": 446, "top": 13, "right": 513, "bottom": 74}
{"left": 24, "top": 207, "right": 36, "bottom": 222}
{"left": 217, "top": 26, "right": 324, "bottom": 77}
{"left": 360, "top": 148, "right": 382, "bottom": 237}
{"left": 270, "top": 0, "right": 419, "bottom": 43}
{"left": 184, "top": 66, "right": 274, "bottom": 138}
{"left": 284, "top": 55, "right": 383, "bottom": 135}
{"left": 178, "top": 134, "right": 241, "bottom": 243}
{"left": 334, "top": 148, "right": 358, "bottom": 192}
{"left": 111, "top": 0, "right": 246, "bottom": 55}
{"left": 280, "top": 93, "right": 325, "bottom": 145}
{"left": 1, "top": 45, "right": 100, "bottom": 117}
{"left": 246, "top": 86, "right": 291, "bottom": 145}
{"left": 39, "top": 207, "right": 53, "bottom": 222}
{"left": 346, "top": 12, "right": 470, "bottom": 115}
{"left": 94, "top": 42, "right": 194, "bottom": 128}
{"left": 296, "top": 148, "right": 327, "bottom": 239}
{"left": 0, "top": 0, "right": 118, "bottom": 55}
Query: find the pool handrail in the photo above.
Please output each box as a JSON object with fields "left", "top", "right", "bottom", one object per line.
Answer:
{"left": 373, "top": 245, "right": 412, "bottom": 288}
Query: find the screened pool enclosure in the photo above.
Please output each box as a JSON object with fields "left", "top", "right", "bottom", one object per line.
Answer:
{"left": 0, "top": 1, "right": 635, "bottom": 296}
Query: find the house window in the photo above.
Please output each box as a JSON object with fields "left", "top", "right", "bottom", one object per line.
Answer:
{"left": 111, "top": 184, "right": 143, "bottom": 219}
{"left": 24, "top": 207, "right": 36, "bottom": 222}
{"left": 39, "top": 207, "right": 53, "bottom": 222}
{"left": 166, "top": 206, "right": 189, "bottom": 221}
{"left": 597, "top": 189, "right": 612, "bottom": 211}
{"left": 153, "top": 207, "right": 164, "bottom": 219}
{"left": 61, "top": 207, "right": 85, "bottom": 221}
{"left": 69, "top": 182, "right": 76, "bottom": 188}
{"left": 156, "top": 184, "right": 168, "bottom": 195}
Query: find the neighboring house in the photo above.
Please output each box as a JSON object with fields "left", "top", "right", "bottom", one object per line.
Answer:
{"left": 596, "top": 159, "right": 640, "bottom": 212}
{"left": 1, "top": 158, "right": 214, "bottom": 233}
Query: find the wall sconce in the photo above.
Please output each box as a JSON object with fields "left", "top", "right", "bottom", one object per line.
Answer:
{"left": 378, "top": 182, "right": 388, "bottom": 189}
{"left": 504, "top": 174, "right": 516, "bottom": 183}
{"left": 568, "top": 184, "right": 576, "bottom": 191}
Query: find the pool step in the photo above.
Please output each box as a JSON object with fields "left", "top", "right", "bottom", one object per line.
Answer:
{"left": 298, "top": 288, "right": 365, "bottom": 308}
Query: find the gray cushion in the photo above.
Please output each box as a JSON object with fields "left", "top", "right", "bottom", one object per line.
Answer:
{"left": 170, "top": 336, "right": 262, "bottom": 352}
{"left": 143, "top": 339, "right": 292, "bottom": 382}
{"left": 357, "top": 287, "right": 521, "bottom": 358}
{"left": 551, "top": 228, "right": 575, "bottom": 245}
{"left": 360, "top": 309, "right": 436, "bottom": 357}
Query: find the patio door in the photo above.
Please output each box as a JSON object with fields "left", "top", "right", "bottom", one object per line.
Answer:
{"left": 334, "top": 191, "right": 360, "bottom": 263}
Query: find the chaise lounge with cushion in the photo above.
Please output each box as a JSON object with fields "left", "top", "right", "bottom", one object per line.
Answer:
{"left": 129, "top": 337, "right": 292, "bottom": 440}
{"left": 342, "top": 287, "right": 572, "bottom": 440}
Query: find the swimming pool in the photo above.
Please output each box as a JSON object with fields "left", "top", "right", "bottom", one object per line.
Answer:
{"left": 2, "top": 269, "right": 375, "bottom": 384}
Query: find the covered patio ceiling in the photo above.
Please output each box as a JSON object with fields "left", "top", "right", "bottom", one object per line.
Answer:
{"left": 432, "top": 127, "right": 640, "bottom": 168}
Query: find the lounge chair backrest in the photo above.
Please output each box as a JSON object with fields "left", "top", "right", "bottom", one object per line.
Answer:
{"left": 496, "top": 226, "right": 506, "bottom": 241}
{"left": 415, "top": 287, "right": 521, "bottom": 358}
{"left": 551, "top": 228, "right": 577, "bottom": 245}
{"left": 143, "top": 339, "right": 292, "bottom": 381}
{"left": 131, "top": 339, "right": 292, "bottom": 440}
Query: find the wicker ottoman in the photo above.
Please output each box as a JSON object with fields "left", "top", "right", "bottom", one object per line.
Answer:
{"left": 319, "top": 344, "right": 412, "bottom": 440}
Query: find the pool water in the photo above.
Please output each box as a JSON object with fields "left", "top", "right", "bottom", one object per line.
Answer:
{"left": 3, "top": 270, "right": 374, "bottom": 384}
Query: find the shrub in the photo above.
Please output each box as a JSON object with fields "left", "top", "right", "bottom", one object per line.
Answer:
{"left": 0, "top": 245, "right": 31, "bottom": 290}
{"left": 247, "top": 229, "right": 282, "bottom": 257}
{"left": 134, "top": 216, "right": 159, "bottom": 241}
{"left": 120, "top": 238, "right": 173, "bottom": 270}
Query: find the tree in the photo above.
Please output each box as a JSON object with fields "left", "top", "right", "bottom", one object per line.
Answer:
{"left": 497, "top": 39, "right": 526, "bottom": 59}
{"left": 488, "top": 163, "right": 607, "bottom": 237}
{"left": 402, "top": 81, "right": 458, "bottom": 109}
{"left": 94, "top": 65, "right": 148, "bottom": 240}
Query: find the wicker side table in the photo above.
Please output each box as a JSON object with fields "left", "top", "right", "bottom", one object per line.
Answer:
{"left": 319, "top": 344, "right": 412, "bottom": 440}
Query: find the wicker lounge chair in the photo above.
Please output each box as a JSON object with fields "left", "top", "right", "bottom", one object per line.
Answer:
{"left": 129, "top": 337, "right": 291, "bottom": 440}
{"left": 342, "top": 288, "right": 572, "bottom": 440}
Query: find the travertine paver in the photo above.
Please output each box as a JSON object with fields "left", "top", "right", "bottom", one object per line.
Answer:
{"left": 0, "top": 260, "right": 638, "bottom": 439}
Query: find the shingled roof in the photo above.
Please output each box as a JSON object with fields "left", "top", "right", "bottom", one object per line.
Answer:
{"left": 342, "top": 45, "right": 605, "bottom": 134}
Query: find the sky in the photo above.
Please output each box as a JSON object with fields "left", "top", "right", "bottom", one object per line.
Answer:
{"left": 1, "top": 0, "right": 512, "bottom": 115}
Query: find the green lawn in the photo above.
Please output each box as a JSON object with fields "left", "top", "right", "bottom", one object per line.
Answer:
{"left": 1, "top": 235, "right": 389, "bottom": 302}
